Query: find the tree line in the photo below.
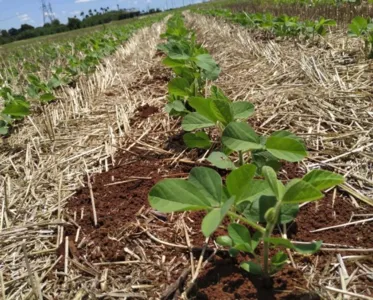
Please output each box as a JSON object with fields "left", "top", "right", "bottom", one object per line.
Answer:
{"left": 0, "top": 7, "right": 162, "bottom": 45}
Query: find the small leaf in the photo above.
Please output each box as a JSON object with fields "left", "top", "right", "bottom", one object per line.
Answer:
{"left": 3, "top": 100, "right": 30, "bottom": 117}
{"left": 166, "top": 100, "right": 186, "bottom": 112}
{"left": 0, "top": 126, "right": 9, "bottom": 135}
{"left": 222, "top": 122, "right": 262, "bottom": 152}
{"left": 210, "top": 99, "right": 233, "bottom": 126}
{"left": 194, "top": 54, "right": 221, "bottom": 80}
{"left": 183, "top": 132, "right": 211, "bottom": 149}
{"left": 228, "top": 223, "right": 251, "bottom": 246}
{"left": 216, "top": 235, "right": 233, "bottom": 247}
{"left": 168, "top": 78, "right": 190, "bottom": 97}
{"left": 206, "top": 151, "right": 236, "bottom": 170}
{"left": 302, "top": 170, "right": 344, "bottom": 191}
{"left": 162, "top": 57, "right": 186, "bottom": 68}
{"left": 282, "top": 180, "right": 323, "bottom": 204}
{"left": 149, "top": 179, "right": 211, "bottom": 212}
{"left": 188, "top": 97, "right": 217, "bottom": 122}
{"left": 202, "top": 196, "right": 235, "bottom": 237}
{"left": 264, "top": 237, "right": 322, "bottom": 254}
{"left": 266, "top": 136, "right": 307, "bottom": 162}
{"left": 189, "top": 167, "right": 222, "bottom": 205}
{"left": 226, "top": 164, "right": 257, "bottom": 203}
{"left": 39, "top": 93, "right": 55, "bottom": 102}
{"left": 231, "top": 101, "right": 255, "bottom": 119}
{"left": 270, "top": 251, "right": 288, "bottom": 274}
{"left": 240, "top": 261, "right": 262, "bottom": 275}
{"left": 182, "top": 112, "right": 215, "bottom": 131}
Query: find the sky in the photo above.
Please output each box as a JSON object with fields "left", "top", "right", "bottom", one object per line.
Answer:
{"left": 0, "top": 0, "right": 203, "bottom": 30}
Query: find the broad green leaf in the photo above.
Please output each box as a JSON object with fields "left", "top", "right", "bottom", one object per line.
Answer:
{"left": 216, "top": 235, "right": 233, "bottom": 247}
{"left": 206, "top": 151, "right": 236, "bottom": 170}
{"left": 302, "top": 170, "right": 344, "bottom": 191}
{"left": 270, "top": 130, "right": 303, "bottom": 142}
{"left": 189, "top": 167, "right": 222, "bottom": 205}
{"left": 231, "top": 102, "right": 255, "bottom": 119}
{"left": 210, "top": 99, "right": 233, "bottom": 126}
{"left": 162, "top": 57, "right": 186, "bottom": 68}
{"left": 202, "top": 196, "right": 235, "bottom": 237}
{"left": 264, "top": 237, "right": 322, "bottom": 254}
{"left": 226, "top": 164, "right": 256, "bottom": 203}
{"left": 168, "top": 78, "right": 190, "bottom": 97}
{"left": 266, "top": 136, "right": 307, "bottom": 162}
{"left": 222, "top": 122, "right": 262, "bottom": 152}
{"left": 149, "top": 179, "right": 211, "bottom": 212}
{"left": 282, "top": 179, "right": 323, "bottom": 204}
{"left": 183, "top": 132, "right": 211, "bottom": 149}
{"left": 166, "top": 100, "right": 186, "bottom": 112}
{"left": 39, "top": 93, "right": 55, "bottom": 102}
{"left": 3, "top": 100, "right": 30, "bottom": 117}
{"left": 188, "top": 97, "right": 217, "bottom": 122}
{"left": 211, "top": 85, "right": 230, "bottom": 102}
{"left": 262, "top": 166, "right": 285, "bottom": 200}
{"left": 240, "top": 261, "right": 262, "bottom": 275}
{"left": 194, "top": 54, "right": 221, "bottom": 80}
{"left": 228, "top": 223, "right": 251, "bottom": 246}
{"left": 236, "top": 179, "right": 272, "bottom": 204}
{"left": 182, "top": 112, "right": 215, "bottom": 131}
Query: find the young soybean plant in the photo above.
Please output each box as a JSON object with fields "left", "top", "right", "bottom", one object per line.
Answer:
{"left": 148, "top": 164, "right": 344, "bottom": 282}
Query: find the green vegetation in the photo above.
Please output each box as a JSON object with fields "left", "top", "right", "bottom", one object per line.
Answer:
{"left": 148, "top": 13, "right": 344, "bottom": 283}
{"left": 195, "top": 9, "right": 336, "bottom": 39}
{"left": 0, "top": 14, "right": 165, "bottom": 135}
{"left": 348, "top": 16, "right": 373, "bottom": 57}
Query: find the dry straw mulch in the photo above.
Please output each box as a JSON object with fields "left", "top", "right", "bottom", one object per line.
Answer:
{"left": 186, "top": 12, "right": 373, "bottom": 299}
{"left": 0, "top": 21, "right": 166, "bottom": 299}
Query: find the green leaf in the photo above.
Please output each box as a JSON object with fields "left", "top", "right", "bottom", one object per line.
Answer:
{"left": 282, "top": 179, "right": 323, "bottom": 204}
{"left": 182, "top": 112, "right": 215, "bottom": 131}
{"left": 228, "top": 223, "right": 251, "bottom": 246}
{"left": 0, "top": 126, "right": 9, "bottom": 135}
{"left": 226, "top": 164, "right": 257, "bottom": 203}
{"left": 240, "top": 261, "right": 262, "bottom": 275}
{"left": 302, "top": 170, "right": 344, "bottom": 191}
{"left": 231, "top": 102, "right": 255, "bottom": 119}
{"left": 162, "top": 57, "right": 186, "bottom": 68}
{"left": 189, "top": 167, "right": 222, "bottom": 205}
{"left": 265, "top": 136, "right": 307, "bottom": 162}
{"left": 210, "top": 99, "right": 233, "bottom": 126}
{"left": 270, "top": 251, "right": 287, "bottom": 273}
{"left": 216, "top": 235, "right": 233, "bottom": 247}
{"left": 188, "top": 97, "right": 217, "bottom": 122}
{"left": 167, "top": 100, "right": 186, "bottom": 112}
{"left": 264, "top": 237, "right": 322, "bottom": 254}
{"left": 39, "top": 93, "right": 55, "bottom": 102}
{"left": 211, "top": 85, "right": 230, "bottom": 102}
{"left": 149, "top": 179, "right": 211, "bottom": 212}
{"left": 206, "top": 151, "right": 236, "bottom": 170}
{"left": 222, "top": 122, "right": 262, "bottom": 152}
{"left": 262, "top": 166, "right": 285, "bottom": 200}
{"left": 168, "top": 78, "right": 190, "bottom": 97}
{"left": 3, "top": 100, "right": 30, "bottom": 117}
{"left": 194, "top": 54, "right": 221, "bottom": 80}
{"left": 183, "top": 132, "right": 211, "bottom": 149}
{"left": 202, "top": 196, "right": 235, "bottom": 237}
{"left": 252, "top": 150, "right": 281, "bottom": 175}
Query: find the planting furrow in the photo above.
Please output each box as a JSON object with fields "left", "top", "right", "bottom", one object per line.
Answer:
{"left": 0, "top": 21, "right": 166, "bottom": 299}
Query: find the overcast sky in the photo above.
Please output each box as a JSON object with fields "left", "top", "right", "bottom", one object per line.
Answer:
{"left": 0, "top": 0, "right": 202, "bottom": 30}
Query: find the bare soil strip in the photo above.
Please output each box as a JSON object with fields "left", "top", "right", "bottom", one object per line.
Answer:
{"left": 0, "top": 22, "right": 165, "bottom": 299}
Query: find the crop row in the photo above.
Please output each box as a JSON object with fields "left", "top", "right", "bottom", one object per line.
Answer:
{"left": 194, "top": 9, "right": 337, "bottom": 39}
{"left": 0, "top": 14, "right": 165, "bottom": 135}
{"left": 148, "top": 14, "right": 344, "bottom": 282}
{"left": 197, "top": 8, "right": 373, "bottom": 58}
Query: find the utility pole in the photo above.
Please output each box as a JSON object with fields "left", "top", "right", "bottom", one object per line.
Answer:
{"left": 41, "top": 0, "right": 55, "bottom": 24}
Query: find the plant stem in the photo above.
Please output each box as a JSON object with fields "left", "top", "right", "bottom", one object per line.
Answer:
{"left": 227, "top": 211, "right": 265, "bottom": 233}
{"left": 238, "top": 151, "right": 244, "bottom": 166}
{"left": 262, "top": 200, "right": 283, "bottom": 276}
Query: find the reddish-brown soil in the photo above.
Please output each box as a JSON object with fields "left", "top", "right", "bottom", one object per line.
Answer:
{"left": 63, "top": 129, "right": 373, "bottom": 299}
